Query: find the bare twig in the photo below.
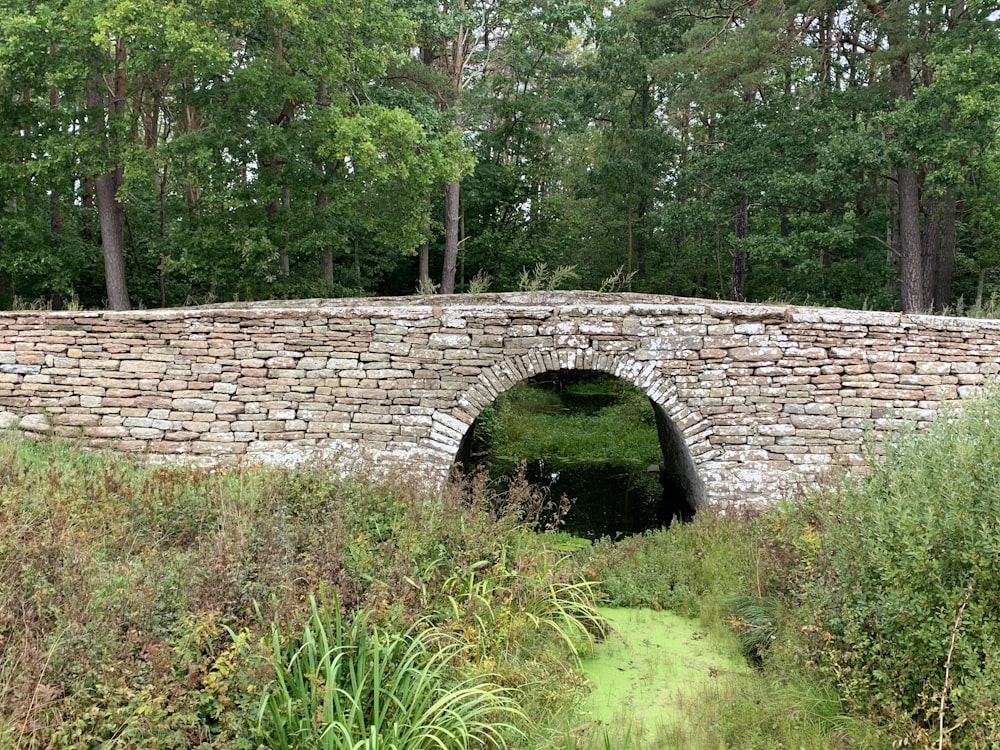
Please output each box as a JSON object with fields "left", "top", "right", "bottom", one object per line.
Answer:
{"left": 938, "top": 579, "right": 975, "bottom": 750}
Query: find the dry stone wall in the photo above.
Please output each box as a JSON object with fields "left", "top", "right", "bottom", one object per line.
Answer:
{"left": 1, "top": 292, "right": 998, "bottom": 506}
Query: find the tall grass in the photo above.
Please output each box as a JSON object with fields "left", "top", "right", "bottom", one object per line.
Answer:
{"left": 581, "top": 508, "right": 758, "bottom": 619}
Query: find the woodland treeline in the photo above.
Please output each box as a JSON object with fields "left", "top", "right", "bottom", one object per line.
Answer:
{"left": 1, "top": 0, "right": 998, "bottom": 312}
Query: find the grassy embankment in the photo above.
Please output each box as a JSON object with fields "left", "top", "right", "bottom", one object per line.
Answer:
{"left": 2, "top": 385, "right": 1000, "bottom": 748}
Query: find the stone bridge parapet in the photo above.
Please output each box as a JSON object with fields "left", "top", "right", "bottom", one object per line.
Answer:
{"left": 1, "top": 292, "right": 997, "bottom": 505}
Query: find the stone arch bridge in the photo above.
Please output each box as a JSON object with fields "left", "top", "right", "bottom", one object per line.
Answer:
{"left": 1, "top": 292, "right": 998, "bottom": 507}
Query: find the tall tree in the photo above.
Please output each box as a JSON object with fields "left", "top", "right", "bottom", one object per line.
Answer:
{"left": 404, "top": 0, "right": 588, "bottom": 293}
{"left": 457, "top": 0, "right": 591, "bottom": 289}
{"left": 581, "top": 3, "right": 681, "bottom": 288}
{"left": 0, "top": 0, "right": 471, "bottom": 307}
{"left": 648, "top": 0, "right": 998, "bottom": 310}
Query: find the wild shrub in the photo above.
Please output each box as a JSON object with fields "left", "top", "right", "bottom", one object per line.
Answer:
{"left": 793, "top": 390, "right": 1000, "bottom": 747}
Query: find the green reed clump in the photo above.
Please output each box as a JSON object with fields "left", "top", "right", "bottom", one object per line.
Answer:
{"left": 259, "top": 595, "right": 525, "bottom": 749}
{"left": 582, "top": 507, "right": 758, "bottom": 619}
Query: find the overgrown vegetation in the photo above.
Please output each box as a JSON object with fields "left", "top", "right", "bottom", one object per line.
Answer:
{"left": 574, "top": 388, "right": 1000, "bottom": 747}
{"left": 0, "top": 439, "right": 601, "bottom": 748}
{"left": 3, "top": 385, "right": 1000, "bottom": 748}
{"left": 779, "top": 393, "right": 1000, "bottom": 747}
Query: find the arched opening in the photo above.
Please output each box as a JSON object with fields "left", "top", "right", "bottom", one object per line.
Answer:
{"left": 456, "top": 369, "right": 703, "bottom": 539}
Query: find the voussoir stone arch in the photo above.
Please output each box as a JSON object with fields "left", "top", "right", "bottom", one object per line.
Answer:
{"left": 424, "top": 348, "right": 714, "bottom": 472}
{"left": 424, "top": 346, "right": 713, "bottom": 514}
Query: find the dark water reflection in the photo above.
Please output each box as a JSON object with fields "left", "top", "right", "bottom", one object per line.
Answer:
{"left": 523, "top": 459, "right": 663, "bottom": 539}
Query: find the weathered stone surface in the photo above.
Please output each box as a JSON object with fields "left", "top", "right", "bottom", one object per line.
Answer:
{"left": 0, "top": 292, "right": 997, "bottom": 506}
{"left": 0, "top": 364, "right": 41, "bottom": 375}
{"left": 19, "top": 413, "right": 51, "bottom": 433}
{"left": 173, "top": 398, "right": 217, "bottom": 413}
{"left": 120, "top": 360, "right": 169, "bottom": 374}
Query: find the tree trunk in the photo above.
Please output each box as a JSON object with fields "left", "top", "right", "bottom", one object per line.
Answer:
{"left": 920, "top": 183, "right": 959, "bottom": 312}
{"left": 636, "top": 194, "right": 648, "bottom": 286}
{"left": 50, "top": 191, "right": 62, "bottom": 237}
{"left": 49, "top": 45, "right": 62, "bottom": 238}
{"left": 0, "top": 271, "right": 11, "bottom": 307}
{"left": 634, "top": 77, "right": 652, "bottom": 287}
{"left": 626, "top": 194, "right": 633, "bottom": 279}
{"left": 183, "top": 103, "right": 201, "bottom": 211}
{"left": 279, "top": 187, "right": 290, "bottom": 276}
{"left": 353, "top": 237, "right": 362, "bottom": 288}
{"left": 321, "top": 244, "right": 335, "bottom": 287}
{"left": 731, "top": 194, "right": 749, "bottom": 302}
{"left": 441, "top": 181, "right": 460, "bottom": 293}
{"left": 319, "top": 191, "right": 334, "bottom": 286}
{"left": 438, "top": 2, "right": 467, "bottom": 295}
{"left": 891, "top": 45, "right": 924, "bottom": 313}
{"left": 921, "top": 186, "right": 940, "bottom": 307}
{"left": 88, "top": 50, "right": 131, "bottom": 311}
{"left": 418, "top": 241, "right": 431, "bottom": 292}
{"left": 94, "top": 170, "right": 130, "bottom": 310}
{"left": 317, "top": 77, "right": 334, "bottom": 289}
{"left": 933, "top": 190, "right": 958, "bottom": 311}
{"left": 897, "top": 165, "right": 923, "bottom": 312}
{"left": 154, "top": 79, "right": 166, "bottom": 258}
{"left": 265, "top": 13, "right": 294, "bottom": 281}
{"left": 730, "top": 92, "right": 755, "bottom": 303}
{"left": 158, "top": 254, "right": 167, "bottom": 308}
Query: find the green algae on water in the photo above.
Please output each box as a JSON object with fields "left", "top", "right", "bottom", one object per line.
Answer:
{"left": 579, "top": 608, "right": 748, "bottom": 748}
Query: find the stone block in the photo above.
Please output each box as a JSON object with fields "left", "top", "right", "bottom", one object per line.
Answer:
{"left": 19, "top": 413, "right": 51, "bottom": 433}
{"left": 790, "top": 414, "right": 839, "bottom": 430}
{"left": 130, "top": 427, "right": 164, "bottom": 439}
{"left": 758, "top": 422, "right": 795, "bottom": 437}
{"left": 120, "top": 360, "right": 168, "bottom": 374}
{"left": 173, "top": 398, "right": 216, "bottom": 412}
{"left": 730, "top": 346, "right": 782, "bottom": 362}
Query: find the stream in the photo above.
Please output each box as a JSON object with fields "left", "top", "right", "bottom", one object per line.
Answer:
{"left": 578, "top": 608, "right": 748, "bottom": 748}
